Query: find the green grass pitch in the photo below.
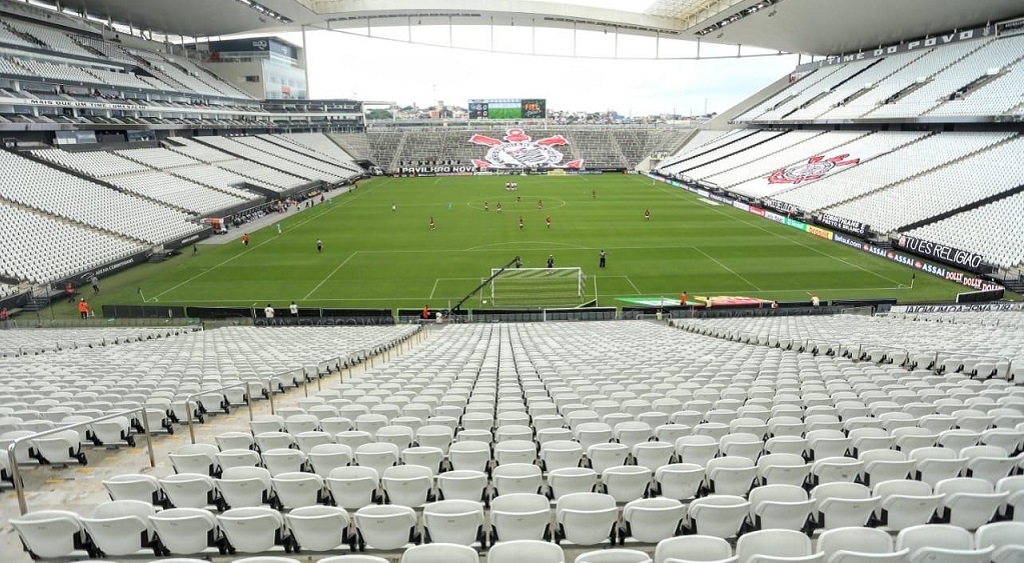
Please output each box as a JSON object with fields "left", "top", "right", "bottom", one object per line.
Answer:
{"left": 73, "top": 174, "right": 973, "bottom": 317}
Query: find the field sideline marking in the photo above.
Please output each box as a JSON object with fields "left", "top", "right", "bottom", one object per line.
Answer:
{"left": 693, "top": 246, "right": 764, "bottom": 291}
{"left": 156, "top": 284, "right": 913, "bottom": 304}
{"left": 304, "top": 251, "right": 358, "bottom": 300}
{"left": 429, "top": 278, "right": 440, "bottom": 299}
{"left": 150, "top": 179, "right": 392, "bottom": 300}
{"left": 647, "top": 181, "right": 905, "bottom": 286}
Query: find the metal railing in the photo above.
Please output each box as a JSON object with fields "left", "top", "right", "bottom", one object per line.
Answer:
{"left": 182, "top": 381, "right": 259, "bottom": 444}
{"left": 5, "top": 330, "right": 422, "bottom": 515}
{"left": 7, "top": 406, "right": 156, "bottom": 515}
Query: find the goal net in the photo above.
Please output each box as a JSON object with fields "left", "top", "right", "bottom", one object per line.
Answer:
{"left": 488, "top": 267, "right": 586, "bottom": 307}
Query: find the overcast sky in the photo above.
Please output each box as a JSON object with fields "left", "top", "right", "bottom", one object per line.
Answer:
{"left": 278, "top": 25, "right": 801, "bottom": 116}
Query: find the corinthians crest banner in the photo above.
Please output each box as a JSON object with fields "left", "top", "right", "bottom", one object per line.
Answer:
{"left": 470, "top": 128, "right": 583, "bottom": 170}
{"left": 764, "top": 146, "right": 889, "bottom": 188}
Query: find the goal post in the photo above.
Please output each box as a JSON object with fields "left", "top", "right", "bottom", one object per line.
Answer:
{"left": 489, "top": 267, "right": 586, "bottom": 307}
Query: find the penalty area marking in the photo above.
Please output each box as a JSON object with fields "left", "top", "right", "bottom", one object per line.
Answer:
{"left": 429, "top": 277, "right": 481, "bottom": 299}
{"left": 693, "top": 246, "right": 763, "bottom": 292}
{"left": 598, "top": 275, "right": 643, "bottom": 296}
{"left": 149, "top": 179, "right": 392, "bottom": 301}
{"left": 465, "top": 241, "right": 589, "bottom": 252}
{"left": 303, "top": 251, "right": 359, "bottom": 300}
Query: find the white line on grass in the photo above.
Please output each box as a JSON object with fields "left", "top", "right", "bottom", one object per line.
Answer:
{"left": 150, "top": 284, "right": 913, "bottom": 305}
{"left": 624, "top": 276, "right": 642, "bottom": 295}
{"left": 304, "top": 251, "right": 358, "bottom": 300}
{"left": 693, "top": 246, "right": 764, "bottom": 291}
{"left": 428, "top": 277, "right": 484, "bottom": 299}
{"left": 648, "top": 182, "right": 904, "bottom": 286}
{"left": 150, "top": 180, "right": 391, "bottom": 300}
{"left": 466, "top": 241, "right": 590, "bottom": 251}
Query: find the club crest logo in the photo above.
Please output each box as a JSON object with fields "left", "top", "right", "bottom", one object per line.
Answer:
{"left": 768, "top": 154, "right": 860, "bottom": 184}
{"left": 470, "top": 128, "right": 583, "bottom": 170}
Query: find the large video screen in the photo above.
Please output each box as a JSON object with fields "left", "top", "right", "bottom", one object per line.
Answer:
{"left": 469, "top": 98, "right": 546, "bottom": 119}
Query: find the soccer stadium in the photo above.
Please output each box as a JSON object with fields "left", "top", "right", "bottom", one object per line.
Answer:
{"left": 0, "top": 0, "right": 1023, "bottom": 561}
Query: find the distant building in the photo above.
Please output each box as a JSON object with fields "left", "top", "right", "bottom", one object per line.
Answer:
{"left": 195, "top": 37, "right": 307, "bottom": 100}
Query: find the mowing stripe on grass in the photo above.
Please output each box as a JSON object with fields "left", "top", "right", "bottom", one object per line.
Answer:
{"left": 152, "top": 179, "right": 390, "bottom": 300}
{"left": 646, "top": 179, "right": 904, "bottom": 286}
{"left": 156, "top": 283, "right": 913, "bottom": 305}
{"left": 693, "top": 246, "right": 763, "bottom": 292}
{"left": 304, "top": 251, "right": 358, "bottom": 300}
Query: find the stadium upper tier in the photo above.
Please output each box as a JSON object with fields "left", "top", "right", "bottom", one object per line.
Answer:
{"left": 658, "top": 126, "right": 1024, "bottom": 269}
{"left": 343, "top": 127, "right": 687, "bottom": 171}
{"left": 0, "top": 13, "right": 253, "bottom": 102}
{"left": 0, "top": 133, "right": 361, "bottom": 286}
{"left": 735, "top": 34, "right": 1024, "bottom": 124}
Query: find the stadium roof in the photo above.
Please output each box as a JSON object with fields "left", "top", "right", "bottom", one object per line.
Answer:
{"left": 60, "top": 0, "right": 1024, "bottom": 56}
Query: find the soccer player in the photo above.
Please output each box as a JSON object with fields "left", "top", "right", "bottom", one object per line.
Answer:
{"left": 546, "top": 215, "right": 551, "bottom": 229}
{"left": 538, "top": 199, "right": 543, "bottom": 210}
{"left": 592, "top": 190, "right": 596, "bottom": 199}
{"left": 546, "top": 255, "right": 555, "bottom": 268}
{"left": 599, "top": 250, "right": 606, "bottom": 268}
{"left": 644, "top": 209, "right": 651, "bottom": 221}
{"left": 242, "top": 233, "right": 250, "bottom": 246}
{"left": 316, "top": 239, "right": 323, "bottom": 253}
{"left": 429, "top": 216, "right": 435, "bottom": 230}
{"left": 496, "top": 202, "right": 503, "bottom": 213}
{"left": 484, "top": 201, "right": 489, "bottom": 212}
{"left": 518, "top": 216, "right": 524, "bottom": 231}
{"left": 391, "top": 202, "right": 396, "bottom": 212}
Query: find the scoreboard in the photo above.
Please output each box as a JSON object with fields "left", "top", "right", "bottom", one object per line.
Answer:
{"left": 468, "top": 98, "right": 546, "bottom": 120}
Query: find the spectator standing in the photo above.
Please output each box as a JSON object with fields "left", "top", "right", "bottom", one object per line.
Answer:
{"left": 90, "top": 274, "right": 99, "bottom": 294}
{"left": 290, "top": 301, "right": 299, "bottom": 317}
{"left": 264, "top": 304, "right": 275, "bottom": 319}
{"left": 546, "top": 255, "right": 555, "bottom": 268}
{"left": 78, "top": 298, "right": 90, "bottom": 319}
{"left": 599, "top": 250, "right": 606, "bottom": 268}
